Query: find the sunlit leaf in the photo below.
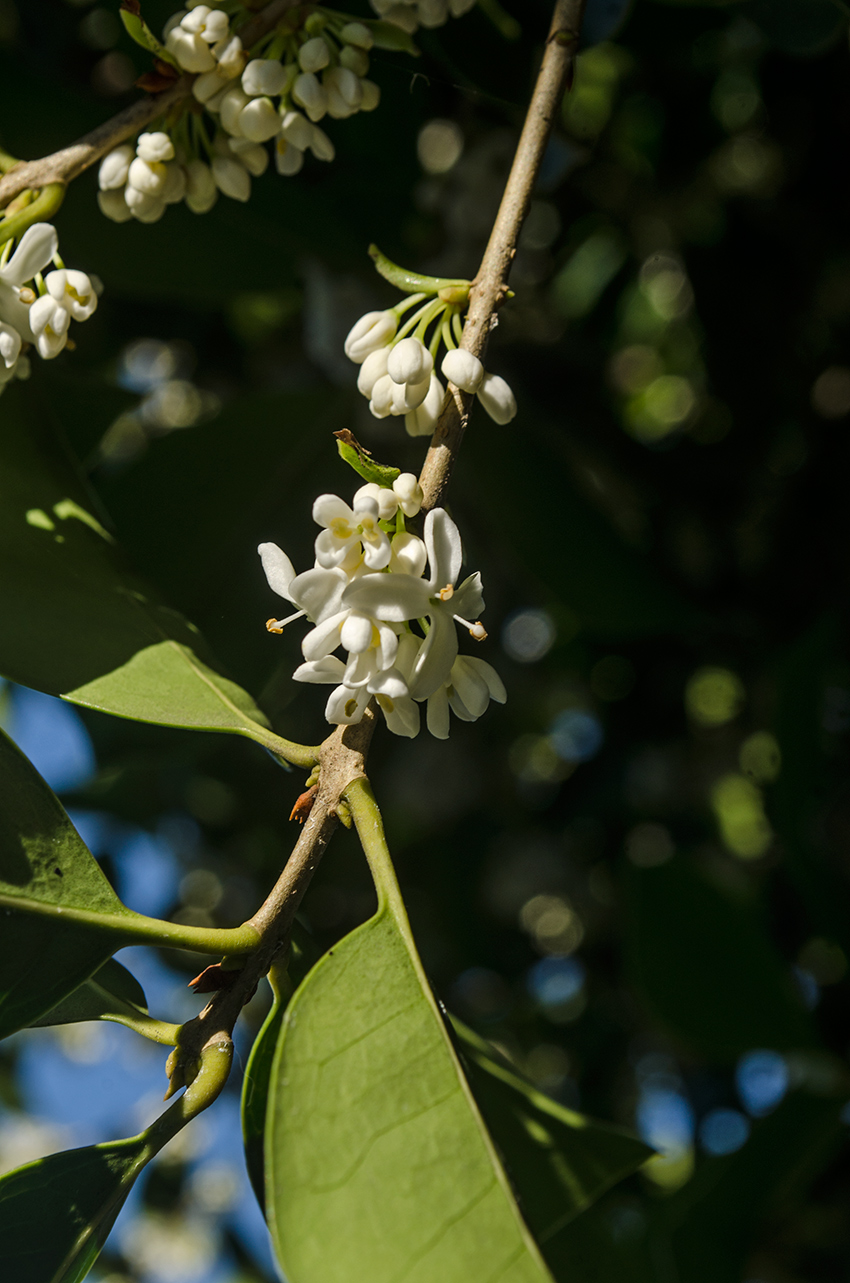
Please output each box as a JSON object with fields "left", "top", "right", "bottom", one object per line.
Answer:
{"left": 0, "top": 385, "right": 272, "bottom": 741}
{"left": 624, "top": 859, "right": 817, "bottom": 1060}
{"left": 0, "top": 1134, "right": 148, "bottom": 1283}
{"left": 265, "top": 869, "right": 555, "bottom": 1280}
{"left": 31, "top": 958, "right": 148, "bottom": 1028}
{"left": 454, "top": 1020, "right": 653, "bottom": 1268}
{"left": 0, "top": 728, "right": 147, "bottom": 1039}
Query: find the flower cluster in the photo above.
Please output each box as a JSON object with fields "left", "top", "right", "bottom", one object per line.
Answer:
{"left": 259, "top": 474, "right": 505, "bottom": 738}
{"left": 344, "top": 267, "right": 517, "bottom": 435}
{"left": 369, "top": 0, "right": 477, "bottom": 33}
{"left": 0, "top": 223, "right": 98, "bottom": 393}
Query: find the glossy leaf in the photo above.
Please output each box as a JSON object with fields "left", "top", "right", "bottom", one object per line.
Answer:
{"left": 0, "top": 1135, "right": 149, "bottom": 1283}
{"left": 0, "top": 385, "right": 272, "bottom": 742}
{"left": 624, "top": 859, "right": 816, "bottom": 1060}
{"left": 454, "top": 1020, "right": 653, "bottom": 1267}
{"left": 266, "top": 788, "right": 555, "bottom": 1283}
{"left": 119, "top": 2, "right": 178, "bottom": 65}
{"left": 31, "top": 959, "right": 148, "bottom": 1028}
{"left": 0, "top": 728, "right": 147, "bottom": 1040}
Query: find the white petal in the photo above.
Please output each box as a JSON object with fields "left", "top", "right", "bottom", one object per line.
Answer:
{"left": 394, "top": 631, "right": 422, "bottom": 681}
{"left": 462, "top": 656, "right": 506, "bottom": 703}
{"left": 258, "top": 542, "right": 296, "bottom": 601}
{"left": 476, "top": 371, "right": 517, "bottom": 425}
{"left": 426, "top": 686, "right": 450, "bottom": 740}
{"left": 343, "top": 649, "right": 376, "bottom": 688}
{"left": 342, "top": 572, "right": 431, "bottom": 622}
{"left": 290, "top": 567, "right": 347, "bottom": 622}
{"left": 376, "top": 622, "right": 399, "bottom": 670}
{"left": 441, "top": 348, "right": 484, "bottom": 394}
{"left": 293, "top": 656, "right": 346, "bottom": 684}
{"left": 325, "top": 684, "right": 369, "bottom": 725}
{"left": 392, "top": 473, "right": 423, "bottom": 517}
{"left": 369, "top": 666, "right": 408, "bottom": 699}
{"left": 424, "top": 508, "right": 462, "bottom": 590}
{"left": 1, "top": 223, "right": 58, "bottom": 286}
{"left": 312, "top": 493, "right": 353, "bottom": 529}
{"left": 340, "top": 610, "right": 374, "bottom": 654}
{"left": 301, "top": 611, "right": 345, "bottom": 661}
{"left": 381, "top": 694, "right": 420, "bottom": 738}
{"left": 389, "top": 532, "right": 427, "bottom": 578}
{"left": 361, "top": 529, "right": 391, "bottom": 571}
{"left": 387, "top": 336, "right": 432, "bottom": 385}
{"left": 409, "top": 612, "right": 458, "bottom": 700}
{"left": 449, "top": 656, "right": 490, "bottom": 717}
{"left": 314, "top": 527, "right": 354, "bottom": 568}
{"left": 452, "top": 571, "right": 485, "bottom": 621}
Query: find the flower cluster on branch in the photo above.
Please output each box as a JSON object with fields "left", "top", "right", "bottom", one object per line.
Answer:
{"left": 259, "top": 477, "right": 505, "bottom": 739}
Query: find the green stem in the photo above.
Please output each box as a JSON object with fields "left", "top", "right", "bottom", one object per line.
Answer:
{"left": 142, "top": 1036, "right": 234, "bottom": 1154}
{"left": 0, "top": 892, "right": 262, "bottom": 955}
{"left": 414, "top": 297, "right": 448, "bottom": 345}
{"left": 369, "top": 244, "right": 471, "bottom": 296}
{"left": 0, "top": 183, "right": 65, "bottom": 247}
{"left": 0, "top": 147, "right": 20, "bottom": 174}
{"left": 240, "top": 720, "right": 322, "bottom": 770}
{"left": 108, "top": 1012, "right": 181, "bottom": 1045}
{"left": 344, "top": 777, "right": 410, "bottom": 927}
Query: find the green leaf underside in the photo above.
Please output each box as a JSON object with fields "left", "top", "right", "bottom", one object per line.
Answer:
{"left": 453, "top": 1021, "right": 653, "bottom": 1253}
{"left": 0, "top": 1136, "right": 149, "bottom": 1283}
{"left": 266, "top": 913, "right": 554, "bottom": 1280}
{"left": 335, "top": 435, "right": 401, "bottom": 488}
{"left": 119, "top": 7, "right": 177, "bottom": 65}
{"left": 32, "top": 958, "right": 148, "bottom": 1028}
{"left": 0, "top": 729, "right": 142, "bottom": 1039}
{"left": 0, "top": 384, "right": 269, "bottom": 736}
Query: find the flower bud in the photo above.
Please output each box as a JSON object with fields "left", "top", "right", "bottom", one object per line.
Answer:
{"left": 441, "top": 347, "right": 483, "bottom": 393}
{"left": 212, "top": 35, "right": 246, "bottom": 78}
{"left": 450, "top": 0, "right": 477, "bottom": 14}
{"left": 0, "top": 322, "right": 21, "bottom": 370}
{"left": 389, "top": 531, "right": 427, "bottom": 576}
{"left": 212, "top": 155, "right": 251, "bottom": 201}
{"left": 98, "top": 144, "right": 134, "bottom": 191}
{"left": 183, "top": 159, "right": 217, "bottom": 214}
{"left": 359, "top": 80, "right": 381, "bottom": 112}
{"left": 388, "top": 337, "right": 432, "bottom": 385}
{"left": 194, "top": 69, "right": 229, "bottom": 103}
{"left": 280, "top": 110, "right": 313, "bottom": 150}
{"left": 127, "top": 157, "right": 168, "bottom": 196}
{"left": 220, "top": 84, "right": 250, "bottom": 136}
{"left": 341, "top": 22, "right": 373, "bottom": 49}
{"left": 275, "top": 139, "right": 304, "bottom": 176}
{"left": 161, "top": 163, "right": 187, "bottom": 204}
{"left": 240, "top": 96, "right": 281, "bottom": 142}
{"left": 292, "top": 72, "right": 328, "bottom": 122}
{"left": 323, "top": 66, "right": 363, "bottom": 119}
{"left": 382, "top": 5, "right": 419, "bottom": 33}
{"left": 345, "top": 310, "right": 398, "bottom": 363}
{"left": 392, "top": 472, "right": 423, "bottom": 517}
{"left": 354, "top": 482, "right": 398, "bottom": 521}
{"left": 418, "top": 0, "right": 449, "bottom": 27}
{"left": 229, "top": 137, "right": 269, "bottom": 176}
{"left": 45, "top": 269, "right": 98, "bottom": 321}
{"left": 136, "top": 131, "right": 174, "bottom": 163}
{"left": 308, "top": 125, "right": 335, "bottom": 163}
{"left": 369, "top": 373, "right": 395, "bottom": 418}
{"left": 404, "top": 373, "right": 444, "bottom": 436}
{"left": 299, "top": 36, "right": 331, "bottom": 74}
{"left": 357, "top": 347, "right": 389, "bottom": 397}
{"left": 97, "top": 188, "right": 133, "bottom": 222}
{"left": 166, "top": 27, "right": 217, "bottom": 73}
{"left": 476, "top": 371, "right": 517, "bottom": 424}
{"left": 391, "top": 373, "right": 430, "bottom": 415}
{"left": 124, "top": 186, "right": 166, "bottom": 222}
{"left": 242, "top": 57, "right": 288, "bottom": 97}
{"left": 340, "top": 46, "right": 369, "bottom": 77}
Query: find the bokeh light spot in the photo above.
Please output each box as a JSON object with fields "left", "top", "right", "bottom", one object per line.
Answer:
{"left": 698, "top": 1107, "right": 750, "bottom": 1155}
{"left": 685, "top": 666, "right": 744, "bottom": 727}
{"left": 736, "top": 1050, "right": 789, "bottom": 1117}
{"left": 417, "top": 119, "right": 464, "bottom": 174}
{"left": 502, "top": 609, "right": 556, "bottom": 663}
{"left": 711, "top": 773, "right": 772, "bottom": 859}
{"left": 550, "top": 709, "right": 604, "bottom": 762}
{"left": 527, "top": 956, "right": 586, "bottom": 1014}
{"left": 738, "top": 730, "right": 781, "bottom": 782}
{"left": 811, "top": 366, "right": 850, "bottom": 418}
{"left": 520, "top": 894, "right": 584, "bottom": 955}
{"left": 625, "top": 822, "right": 675, "bottom": 867}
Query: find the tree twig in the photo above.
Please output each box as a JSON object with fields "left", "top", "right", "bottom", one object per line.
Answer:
{"left": 418, "top": 0, "right": 587, "bottom": 512}
{"left": 0, "top": 0, "right": 301, "bottom": 210}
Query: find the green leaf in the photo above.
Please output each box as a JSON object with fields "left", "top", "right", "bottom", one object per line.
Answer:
{"left": 624, "top": 859, "right": 817, "bottom": 1060}
{"left": 367, "top": 19, "right": 421, "bottom": 54}
{"left": 0, "top": 728, "right": 142, "bottom": 1040}
{"left": 265, "top": 781, "right": 555, "bottom": 1283}
{"left": 119, "top": 1, "right": 179, "bottom": 65}
{"left": 31, "top": 959, "right": 148, "bottom": 1028}
{"left": 0, "top": 1136, "right": 150, "bottom": 1283}
{"left": 0, "top": 384, "right": 296, "bottom": 755}
{"left": 334, "top": 429, "right": 401, "bottom": 488}
{"left": 453, "top": 1020, "right": 653, "bottom": 1269}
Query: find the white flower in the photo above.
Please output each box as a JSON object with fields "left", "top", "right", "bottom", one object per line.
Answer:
{"left": 275, "top": 138, "right": 304, "bottom": 176}
{"left": 312, "top": 492, "right": 391, "bottom": 571}
{"left": 405, "top": 372, "right": 445, "bottom": 437}
{"left": 380, "top": 5, "right": 420, "bottom": 34}
{"left": 212, "top": 34, "right": 246, "bottom": 79}
{"left": 344, "top": 309, "right": 398, "bottom": 363}
{"left": 298, "top": 37, "right": 330, "bottom": 74}
{"left": 426, "top": 654, "right": 506, "bottom": 738}
{"left": 98, "top": 189, "right": 133, "bottom": 222}
{"left": 339, "top": 46, "right": 369, "bottom": 77}
{"left": 181, "top": 4, "right": 229, "bottom": 43}
{"left": 292, "top": 73, "right": 328, "bottom": 123}
{"left": 342, "top": 508, "right": 487, "bottom": 699}
{"left": 184, "top": 159, "right": 218, "bottom": 213}
{"left": 98, "top": 144, "right": 134, "bottom": 191}
{"left": 308, "top": 125, "right": 335, "bottom": 163}
{"left": 161, "top": 163, "right": 188, "bottom": 204}
{"left": 353, "top": 473, "right": 422, "bottom": 522}
{"left": 360, "top": 80, "right": 381, "bottom": 112}
{"left": 341, "top": 22, "right": 374, "bottom": 49}
{"left": 127, "top": 156, "right": 168, "bottom": 197}
{"left": 29, "top": 294, "right": 71, "bottom": 359}
{"left": 166, "top": 25, "right": 217, "bottom": 72}
{"left": 0, "top": 320, "right": 21, "bottom": 369}
{"left": 45, "top": 269, "right": 97, "bottom": 321}
{"left": 389, "top": 531, "right": 427, "bottom": 576}
{"left": 242, "top": 58, "right": 288, "bottom": 97}
{"left": 393, "top": 472, "right": 424, "bottom": 516}
{"left": 388, "top": 336, "right": 432, "bottom": 385}
{"left": 212, "top": 155, "right": 251, "bottom": 201}
{"left": 477, "top": 371, "right": 517, "bottom": 424}
{"left": 323, "top": 66, "right": 363, "bottom": 119}
{"left": 240, "top": 97, "right": 281, "bottom": 143}
{"left": 124, "top": 185, "right": 166, "bottom": 222}
{"left": 441, "top": 347, "right": 483, "bottom": 393}
{"left": 136, "top": 132, "right": 174, "bottom": 163}
{"left": 220, "top": 85, "right": 250, "bottom": 135}
{"left": 418, "top": 0, "right": 449, "bottom": 27}
{"left": 0, "top": 223, "right": 58, "bottom": 339}
{"left": 357, "top": 347, "right": 389, "bottom": 397}
{"left": 228, "top": 138, "right": 269, "bottom": 177}
{"left": 450, "top": 0, "right": 477, "bottom": 13}
{"left": 279, "top": 109, "right": 314, "bottom": 151}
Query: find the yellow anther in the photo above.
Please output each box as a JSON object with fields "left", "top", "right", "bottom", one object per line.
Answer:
{"left": 438, "top": 584, "right": 454, "bottom": 602}
{"left": 266, "top": 618, "right": 284, "bottom": 634}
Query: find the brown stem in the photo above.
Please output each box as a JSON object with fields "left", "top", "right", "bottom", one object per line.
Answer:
{"left": 0, "top": 0, "right": 301, "bottom": 210}
{"left": 417, "top": 0, "right": 587, "bottom": 511}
